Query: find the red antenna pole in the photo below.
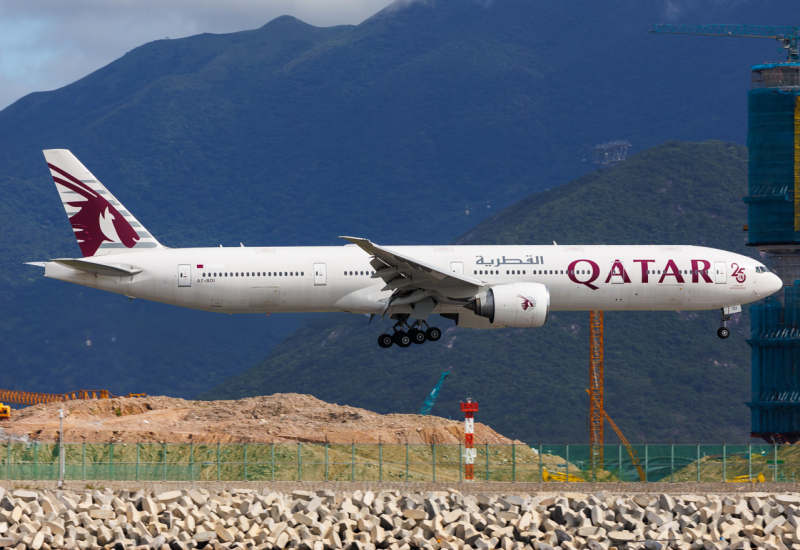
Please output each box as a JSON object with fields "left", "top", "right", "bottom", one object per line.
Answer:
{"left": 460, "top": 399, "right": 479, "bottom": 481}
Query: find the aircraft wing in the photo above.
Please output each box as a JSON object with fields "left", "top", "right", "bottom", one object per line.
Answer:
{"left": 50, "top": 258, "right": 143, "bottom": 277}
{"left": 340, "top": 236, "right": 483, "bottom": 291}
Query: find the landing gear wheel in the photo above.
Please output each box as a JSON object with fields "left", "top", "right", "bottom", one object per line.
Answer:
{"left": 378, "top": 334, "right": 394, "bottom": 348}
{"left": 393, "top": 331, "right": 412, "bottom": 347}
{"left": 409, "top": 329, "right": 427, "bottom": 345}
{"left": 426, "top": 327, "right": 442, "bottom": 342}
{"left": 717, "top": 327, "right": 730, "bottom": 339}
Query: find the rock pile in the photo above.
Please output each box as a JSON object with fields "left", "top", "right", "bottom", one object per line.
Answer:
{"left": 0, "top": 486, "right": 795, "bottom": 550}
{"left": 5, "top": 394, "right": 517, "bottom": 445}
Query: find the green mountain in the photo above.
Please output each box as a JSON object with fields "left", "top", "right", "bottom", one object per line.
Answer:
{"left": 0, "top": 0, "right": 787, "bottom": 397}
{"left": 203, "top": 141, "right": 758, "bottom": 444}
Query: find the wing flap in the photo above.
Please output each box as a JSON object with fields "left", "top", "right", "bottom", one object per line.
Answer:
{"left": 340, "top": 236, "right": 483, "bottom": 288}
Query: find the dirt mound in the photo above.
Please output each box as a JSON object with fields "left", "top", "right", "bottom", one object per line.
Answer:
{"left": 1, "top": 393, "right": 521, "bottom": 445}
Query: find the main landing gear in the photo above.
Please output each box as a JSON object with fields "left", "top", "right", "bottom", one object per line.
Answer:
{"left": 717, "top": 309, "right": 731, "bottom": 339}
{"left": 378, "top": 317, "right": 442, "bottom": 348}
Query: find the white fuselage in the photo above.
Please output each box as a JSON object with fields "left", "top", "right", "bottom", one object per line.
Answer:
{"left": 43, "top": 244, "right": 781, "bottom": 318}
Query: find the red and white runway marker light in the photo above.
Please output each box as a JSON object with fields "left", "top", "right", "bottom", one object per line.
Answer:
{"left": 460, "top": 398, "right": 479, "bottom": 481}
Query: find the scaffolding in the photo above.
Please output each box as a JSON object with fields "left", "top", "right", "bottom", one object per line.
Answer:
{"left": 747, "top": 284, "right": 800, "bottom": 443}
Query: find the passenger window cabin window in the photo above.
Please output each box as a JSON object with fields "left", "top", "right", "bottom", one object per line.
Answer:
{"left": 301, "top": 272, "right": 304, "bottom": 276}
{"left": 523, "top": 270, "right": 526, "bottom": 275}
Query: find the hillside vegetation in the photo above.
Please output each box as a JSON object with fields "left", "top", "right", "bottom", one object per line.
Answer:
{"left": 204, "top": 141, "right": 758, "bottom": 444}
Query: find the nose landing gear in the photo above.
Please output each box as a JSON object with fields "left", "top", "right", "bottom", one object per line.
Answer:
{"left": 378, "top": 317, "right": 442, "bottom": 348}
{"left": 718, "top": 309, "right": 731, "bottom": 339}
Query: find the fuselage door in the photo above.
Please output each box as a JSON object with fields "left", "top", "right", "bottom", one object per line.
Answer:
{"left": 314, "top": 263, "right": 327, "bottom": 286}
{"left": 178, "top": 264, "right": 191, "bottom": 287}
{"left": 714, "top": 261, "right": 727, "bottom": 284}
{"left": 450, "top": 262, "right": 464, "bottom": 275}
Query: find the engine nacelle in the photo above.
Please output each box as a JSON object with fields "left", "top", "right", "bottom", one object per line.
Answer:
{"left": 466, "top": 282, "right": 549, "bottom": 328}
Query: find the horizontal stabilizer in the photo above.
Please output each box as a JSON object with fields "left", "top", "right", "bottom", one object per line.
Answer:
{"left": 51, "top": 258, "right": 143, "bottom": 277}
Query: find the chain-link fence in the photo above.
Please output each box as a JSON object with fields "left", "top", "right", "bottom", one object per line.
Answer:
{"left": 2, "top": 443, "right": 798, "bottom": 482}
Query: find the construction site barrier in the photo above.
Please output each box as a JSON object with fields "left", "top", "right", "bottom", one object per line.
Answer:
{"left": 0, "top": 443, "right": 797, "bottom": 483}
{"left": 0, "top": 390, "right": 144, "bottom": 406}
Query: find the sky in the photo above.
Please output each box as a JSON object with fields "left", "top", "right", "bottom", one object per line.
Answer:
{"left": 0, "top": 0, "right": 395, "bottom": 111}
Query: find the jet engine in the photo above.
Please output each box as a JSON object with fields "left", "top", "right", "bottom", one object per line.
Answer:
{"left": 465, "top": 282, "right": 549, "bottom": 328}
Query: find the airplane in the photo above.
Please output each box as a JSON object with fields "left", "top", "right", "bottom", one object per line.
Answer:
{"left": 28, "top": 150, "right": 783, "bottom": 348}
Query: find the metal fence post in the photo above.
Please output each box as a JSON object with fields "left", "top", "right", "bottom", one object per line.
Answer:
{"left": 433, "top": 444, "right": 439, "bottom": 482}
{"left": 512, "top": 444, "right": 516, "bottom": 482}
{"left": 697, "top": 445, "right": 700, "bottom": 483}
{"left": 6, "top": 443, "right": 9, "bottom": 481}
{"left": 82, "top": 443, "right": 86, "bottom": 481}
{"left": 325, "top": 443, "right": 328, "bottom": 482}
{"left": 110, "top": 443, "right": 114, "bottom": 481}
{"left": 566, "top": 445, "right": 569, "bottom": 483}
{"left": 486, "top": 443, "right": 489, "bottom": 481}
{"left": 618, "top": 445, "right": 622, "bottom": 481}
{"left": 379, "top": 443, "right": 382, "bottom": 482}
{"left": 271, "top": 443, "right": 275, "bottom": 481}
{"left": 670, "top": 444, "right": 674, "bottom": 483}
{"left": 774, "top": 444, "right": 778, "bottom": 482}
{"left": 644, "top": 444, "right": 648, "bottom": 482}
{"left": 217, "top": 443, "right": 221, "bottom": 482}
{"left": 351, "top": 442, "right": 355, "bottom": 481}
{"left": 136, "top": 443, "right": 140, "bottom": 482}
{"left": 405, "top": 443, "right": 409, "bottom": 482}
{"left": 33, "top": 443, "right": 37, "bottom": 480}
{"left": 297, "top": 443, "right": 301, "bottom": 482}
{"left": 190, "top": 443, "right": 194, "bottom": 482}
{"left": 244, "top": 443, "right": 248, "bottom": 482}
{"left": 723, "top": 444, "right": 726, "bottom": 482}
{"left": 163, "top": 443, "right": 167, "bottom": 481}
{"left": 459, "top": 443, "right": 462, "bottom": 482}
{"left": 539, "top": 445, "right": 543, "bottom": 482}
{"left": 748, "top": 444, "right": 752, "bottom": 482}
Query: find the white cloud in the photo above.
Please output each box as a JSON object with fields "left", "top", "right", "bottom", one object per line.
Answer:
{"left": 0, "top": 0, "right": 395, "bottom": 110}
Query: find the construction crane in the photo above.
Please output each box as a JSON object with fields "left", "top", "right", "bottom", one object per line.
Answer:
{"left": 417, "top": 371, "right": 450, "bottom": 415}
{"left": 604, "top": 408, "right": 647, "bottom": 482}
{"left": 0, "top": 389, "right": 145, "bottom": 414}
{"left": 585, "top": 382, "right": 646, "bottom": 482}
{"left": 650, "top": 24, "right": 799, "bottom": 62}
{"left": 589, "top": 311, "right": 604, "bottom": 467}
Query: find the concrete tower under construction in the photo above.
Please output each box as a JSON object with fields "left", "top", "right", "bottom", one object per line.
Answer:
{"left": 744, "top": 62, "right": 800, "bottom": 442}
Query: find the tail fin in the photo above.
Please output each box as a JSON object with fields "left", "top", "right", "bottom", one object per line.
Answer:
{"left": 43, "top": 149, "right": 162, "bottom": 257}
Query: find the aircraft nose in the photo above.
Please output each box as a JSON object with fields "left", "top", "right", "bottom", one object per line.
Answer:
{"left": 765, "top": 273, "right": 783, "bottom": 297}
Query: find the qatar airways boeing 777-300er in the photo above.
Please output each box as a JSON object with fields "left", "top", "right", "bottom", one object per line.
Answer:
{"left": 28, "top": 150, "right": 783, "bottom": 347}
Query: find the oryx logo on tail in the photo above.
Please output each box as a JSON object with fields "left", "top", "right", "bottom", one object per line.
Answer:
{"left": 48, "top": 163, "right": 139, "bottom": 257}
{"left": 44, "top": 150, "right": 161, "bottom": 257}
